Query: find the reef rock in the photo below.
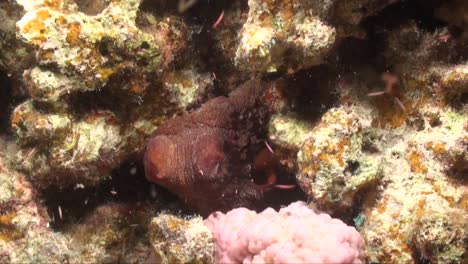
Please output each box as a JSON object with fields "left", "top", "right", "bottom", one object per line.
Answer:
{"left": 149, "top": 212, "right": 214, "bottom": 264}
{"left": 0, "top": 141, "right": 79, "bottom": 263}
{"left": 234, "top": 0, "right": 398, "bottom": 73}
{"left": 6, "top": 0, "right": 212, "bottom": 189}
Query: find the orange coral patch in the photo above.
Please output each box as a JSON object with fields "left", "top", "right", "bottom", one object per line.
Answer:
{"left": 407, "top": 150, "right": 428, "bottom": 174}
{"left": 44, "top": 0, "right": 61, "bottom": 9}
{"left": 22, "top": 9, "right": 50, "bottom": 45}
{"left": 66, "top": 22, "right": 83, "bottom": 46}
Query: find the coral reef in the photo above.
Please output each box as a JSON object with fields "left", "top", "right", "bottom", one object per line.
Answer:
{"left": 0, "top": 142, "right": 79, "bottom": 263}
{"left": 6, "top": 0, "right": 212, "bottom": 188}
{"left": 204, "top": 201, "right": 366, "bottom": 263}
{"left": 0, "top": 0, "right": 466, "bottom": 262}
{"left": 411, "top": 208, "right": 467, "bottom": 263}
{"left": 297, "top": 105, "right": 383, "bottom": 215}
{"left": 16, "top": 0, "right": 163, "bottom": 91}
{"left": 234, "top": 0, "right": 397, "bottom": 73}
{"left": 150, "top": 212, "right": 214, "bottom": 264}
{"left": 293, "top": 21, "right": 468, "bottom": 262}
{"left": 64, "top": 202, "right": 156, "bottom": 263}
{"left": 144, "top": 80, "right": 271, "bottom": 215}
{"left": 0, "top": 1, "right": 33, "bottom": 83}
{"left": 268, "top": 113, "right": 312, "bottom": 149}
{"left": 235, "top": 0, "right": 336, "bottom": 73}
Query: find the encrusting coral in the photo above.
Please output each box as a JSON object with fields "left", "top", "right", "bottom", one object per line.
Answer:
{"left": 64, "top": 202, "right": 157, "bottom": 263}
{"left": 150, "top": 212, "right": 215, "bottom": 264}
{"left": 0, "top": 141, "right": 79, "bottom": 263}
{"left": 297, "top": 105, "right": 383, "bottom": 216}
{"left": 293, "top": 21, "right": 468, "bottom": 262}
{"left": 234, "top": 0, "right": 397, "bottom": 73}
{"left": 7, "top": 0, "right": 212, "bottom": 189}
{"left": 235, "top": 0, "right": 336, "bottom": 73}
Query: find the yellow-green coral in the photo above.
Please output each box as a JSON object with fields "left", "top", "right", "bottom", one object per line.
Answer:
{"left": 16, "top": 0, "right": 162, "bottom": 92}
{"left": 235, "top": 0, "right": 336, "bottom": 72}
{"left": 411, "top": 209, "right": 467, "bottom": 263}
{"left": 268, "top": 113, "right": 312, "bottom": 149}
{"left": 8, "top": 0, "right": 209, "bottom": 189}
{"left": 150, "top": 213, "right": 214, "bottom": 264}
{"left": 297, "top": 105, "right": 383, "bottom": 213}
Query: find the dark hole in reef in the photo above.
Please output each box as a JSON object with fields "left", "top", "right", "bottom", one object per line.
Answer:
{"left": 184, "top": 0, "right": 249, "bottom": 95}
{"left": 447, "top": 154, "right": 468, "bottom": 185}
{"left": 282, "top": 65, "right": 339, "bottom": 123}
{"left": 446, "top": 91, "right": 468, "bottom": 110}
{"left": 183, "top": 0, "right": 236, "bottom": 29}
{"left": 138, "top": 0, "right": 178, "bottom": 17}
{"left": 98, "top": 39, "right": 111, "bottom": 57}
{"left": 461, "top": 92, "right": 468, "bottom": 104}
{"left": 0, "top": 70, "right": 12, "bottom": 133}
{"left": 410, "top": 241, "right": 432, "bottom": 264}
{"left": 333, "top": 37, "right": 385, "bottom": 72}
{"left": 75, "top": 0, "right": 110, "bottom": 16}
{"left": 406, "top": 112, "right": 426, "bottom": 131}
{"left": 65, "top": 79, "right": 142, "bottom": 121}
{"left": 361, "top": 0, "right": 448, "bottom": 35}
{"left": 428, "top": 114, "right": 442, "bottom": 127}
{"left": 359, "top": 0, "right": 449, "bottom": 70}
{"left": 66, "top": 89, "right": 116, "bottom": 118}
{"left": 0, "top": 70, "right": 26, "bottom": 135}
{"left": 137, "top": 57, "right": 149, "bottom": 67}
{"left": 42, "top": 159, "right": 181, "bottom": 229}
{"left": 346, "top": 160, "right": 361, "bottom": 175}
{"left": 361, "top": 132, "right": 381, "bottom": 154}
{"left": 140, "top": 41, "right": 150, "bottom": 50}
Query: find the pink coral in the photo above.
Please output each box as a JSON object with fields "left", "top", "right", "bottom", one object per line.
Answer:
{"left": 204, "top": 201, "right": 366, "bottom": 263}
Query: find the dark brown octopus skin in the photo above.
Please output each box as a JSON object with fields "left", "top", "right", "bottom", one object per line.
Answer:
{"left": 144, "top": 80, "right": 271, "bottom": 215}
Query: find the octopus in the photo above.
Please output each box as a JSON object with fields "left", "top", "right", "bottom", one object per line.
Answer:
{"left": 144, "top": 80, "right": 279, "bottom": 215}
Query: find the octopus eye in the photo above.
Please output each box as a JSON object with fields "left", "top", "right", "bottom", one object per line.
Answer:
{"left": 195, "top": 135, "right": 226, "bottom": 178}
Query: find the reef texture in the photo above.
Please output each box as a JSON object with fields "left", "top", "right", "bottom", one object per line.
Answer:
{"left": 297, "top": 105, "right": 383, "bottom": 215}
{"left": 145, "top": 80, "right": 270, "bottom": 215}
{"left": 16, "top": 0, "right": 162, "bottom": 93}
{"left": 64, "top": 202, "right": 157, "bottom": 263}
{"left": 0, "top": 143, "right": 79, "bottom": 263}
{"left": 149, "top": 212, "right": 215, "bottom": 264}
{"left": 234, "top": 0, "right": 397, "bottom": 73}
{"left": 6, "top": 0, "right": 212, "bottom": 188}
{"left": 204, "top": 201, "right": 366, "bottom": 263}
{"left": 0, "top": 0, "right": 467, "bottom": 263}
{"left": 268, "top": 113, "right": 312, "bottom": 150}
{"left": 294, "top": 22, "right": 468, "bottom": 263}
{"left": 0, "top": 1, "right": 34, "bottom": 84}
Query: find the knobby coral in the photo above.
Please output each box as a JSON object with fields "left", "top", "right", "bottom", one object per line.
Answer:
{"left": 204, "top": 201, "right": 366, "bottom": 263}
